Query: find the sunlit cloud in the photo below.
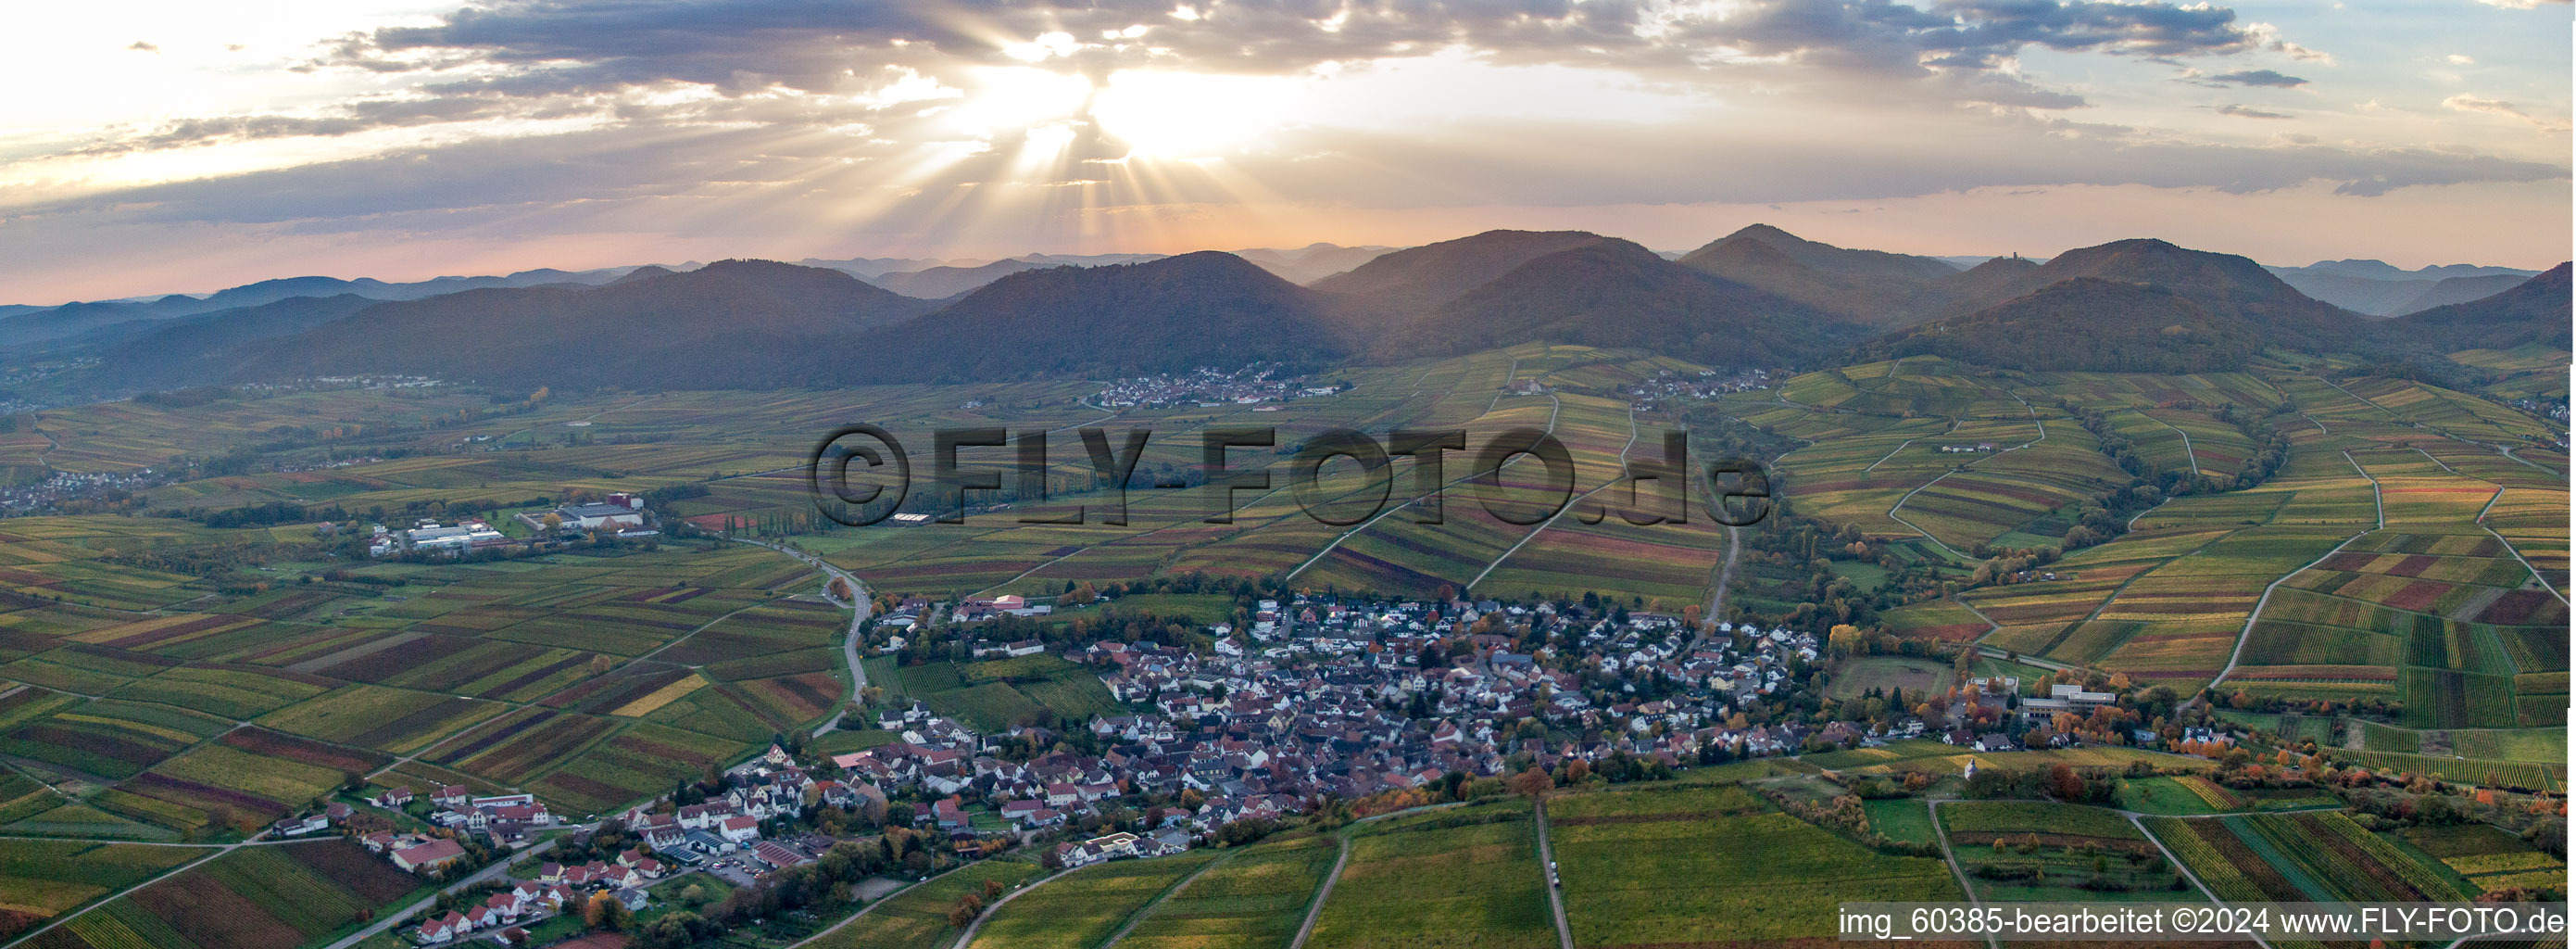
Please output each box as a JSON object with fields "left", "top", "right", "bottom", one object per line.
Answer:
{"left": 0, "top": 0, "right": 2567, "bottom": 302}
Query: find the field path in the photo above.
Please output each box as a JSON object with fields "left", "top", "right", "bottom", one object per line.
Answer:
{"left": 1532, "top": 801, "right": 1574, "bottom": 949}
{"left": 2318, "top": 375, "right": 2403, "bottom": 419}
{"left": 1887, "top": 415, "right": 2047, "bottom": 560}
{"left": 1288, "top": 394, "right": 1562, "bottom": 581}
{"left": 1701, "top": 525, "right": 1740, "bottom": 632}
{"left": 2342, "top": 450, "right": 2384, "bottom": 529}
{"left": 774, "top": 857, "right": 996, "bottom": 949}
{"left": 2126, "top": 816, "right": 2275, "bottom": 948}
{"left": 2142, "top": 411, "right": 2201, "bottom": 476}
{"left": 1288, "top": 833, "right": 1352, "bottom": 949}
{"left": 1465, "top": 406, "right": 1637, "bottom": 593}
{"left": 2419, "top": 449, "right": 2570, "bottom": 607}
{"left": 1100, "top": 853, "right": 1232, "bottom": 948}
{"left": 2198, "top": 530, "right": 2368, "bottom": 708}
{"left": 969, "top": 482, "right": 1294, "bottom": 598}
{"left": 315, "top": 831, "right": 572, "bottom": 949}
{"left": 949, "top": 867, "right": 1071, "bottom": 949}
{"left": 1922, "top": 800, "right": 2000, "bottom": 949}
{"left": 730, "top": 538, "right": 873, "bottom": 730}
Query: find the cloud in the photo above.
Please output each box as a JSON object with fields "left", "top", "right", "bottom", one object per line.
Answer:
{"left": 2217, "top": 104, "right": 2292, "bottom": 120}
{"left": 2206, "top": 69, "right": 2306, "bottom": 87}
{"left": 2444, "top": 94, "right": 2571, "bottom": 131}
{"left": 2474, "top": 0, "right": 2569, "bottom": 8}
{"left": 126, "top": 41, "right": 157, "bottom": 53}
{"left": 2447, "top": 54, "right": 2475, "bottom": 65}
{"left": 327, "top": 0, "right": 2297, "bottom": 108}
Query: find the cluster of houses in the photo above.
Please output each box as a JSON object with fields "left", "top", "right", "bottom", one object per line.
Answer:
{"left": 1620, "top": 367, "right": 1772, "bottom": 411}
{"left": 1091, "top": 364, "right": 1334, "bottom": 410}
{"left": 0, "top": 466, "right": 164, "bottom": 514}
{"left": 366, "top": 588, "right": 2164, "bottom": 946}
{"left": 414, "top": 874, "right": 635, "bottom": 945}
{"left": 828, "top": 594, "right": 2004, "bottom": 851}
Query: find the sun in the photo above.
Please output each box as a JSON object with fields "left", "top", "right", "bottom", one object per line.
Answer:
{"left": 1089, "top": 70, "right": 1297, "bottom": 159}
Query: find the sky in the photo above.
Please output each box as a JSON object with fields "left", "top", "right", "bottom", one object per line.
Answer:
{"left": 2, "top": 0, "right": 2570, "bottom": 304}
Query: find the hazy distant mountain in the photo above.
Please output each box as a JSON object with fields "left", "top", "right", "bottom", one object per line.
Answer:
{"left": 795, "top": 256, "right": 959, "bottom": 281}
{"left": 2389, "top": 273, "right": 2534, "bottom": 315}
{"left": 2387, "top": 263, "right": 2572, "bottom": 352}
{"left": 230, "top": 259, "right": 932, "bottom": 389}
{"left": 872, "top": 259, "right": 1060, "bottom": 299}
{"left": 1942, "top": 238, "right": 2362, "bottom": 350}
{"left": 2265, "top": 259, "right": 2541, "bottom": 316}
{"left": 1311, "top": 230, "right": 1610, "bottom": 332}
{"left": 852, "top": 252, "right": 1349, "bottom": 382}
{"left": 1230, "top": 244, "right": 1398, "bottom": 285}
{"left": 0, "top": 267, "right": 645, "bottom": 348}
{"left": 78, "top": 295, "right": 387, "bottom": 391}
{"left": 1872, "top": 278, "right": 2262, "bottom": 373}
{"left": 2284, "top": 259, "right": 2539, "bottom": 281}
{"left": 1370, "top": 238, "right": 1859, "bottom": 368}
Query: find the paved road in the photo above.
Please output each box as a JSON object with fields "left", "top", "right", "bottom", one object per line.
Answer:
{"left": 1532, "top": 801, "right": 1574, "bottom": 949}
{"left": 730, "top": 537, "right": 872, "bottom": 732}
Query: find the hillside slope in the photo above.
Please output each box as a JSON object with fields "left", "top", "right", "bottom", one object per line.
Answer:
{"left": 232, "top": 259, "right": 931, "bottom": 389}
{"left": 1370, "top": 238, "right": 1858, "bottom": 368}
{"left": 1872, "top": 278, "right": 2262, "bottom": 373}
{"left": 852, "top": 252, "right": 1351, "bottom": 382}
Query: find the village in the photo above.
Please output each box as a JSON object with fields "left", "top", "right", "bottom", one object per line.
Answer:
{"left": 1617, "top": 366, "right": 1774, "bottom": 411}
{"left": 258, "top": 588, "right": 2188, "bottom": 947}
{"left": 1088, "top": 363, "right": 1339, "bottom": 411}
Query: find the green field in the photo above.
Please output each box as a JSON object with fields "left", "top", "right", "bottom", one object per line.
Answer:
{"left": 1308, "top": 801, "right": 1552, "bottom": 949}
{"left": 1938, "top": 802, "right": 2193, "bottom": 903}
{"left": 2142, "top": 812, "right": 2469, "bottom": 905}
{"left": 1863, "top": 797, "right": 1941, "bottom": 844}
{"left": 1121, "top": 834, "right": 1339, "bottom": 949}
{"left": 965, "top": 850, "right": 1223, "bottom": 949}
{"left": 1551, "top": 783, "right": 1961, "bottom": 944}
{"left": 19, "top": 839, "right": 425, "bottom": 949}
{"left": 807, "top": 858, "right": 1049, "bottom": 949}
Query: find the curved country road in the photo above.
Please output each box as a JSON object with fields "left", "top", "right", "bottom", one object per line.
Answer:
{"left": 730, "top": 537, "right": 872, "bottom": 733}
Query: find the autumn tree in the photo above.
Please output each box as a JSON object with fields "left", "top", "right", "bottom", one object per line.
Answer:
{"left": 1509, "top": 766, "right": 1552, "bottom": 801}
